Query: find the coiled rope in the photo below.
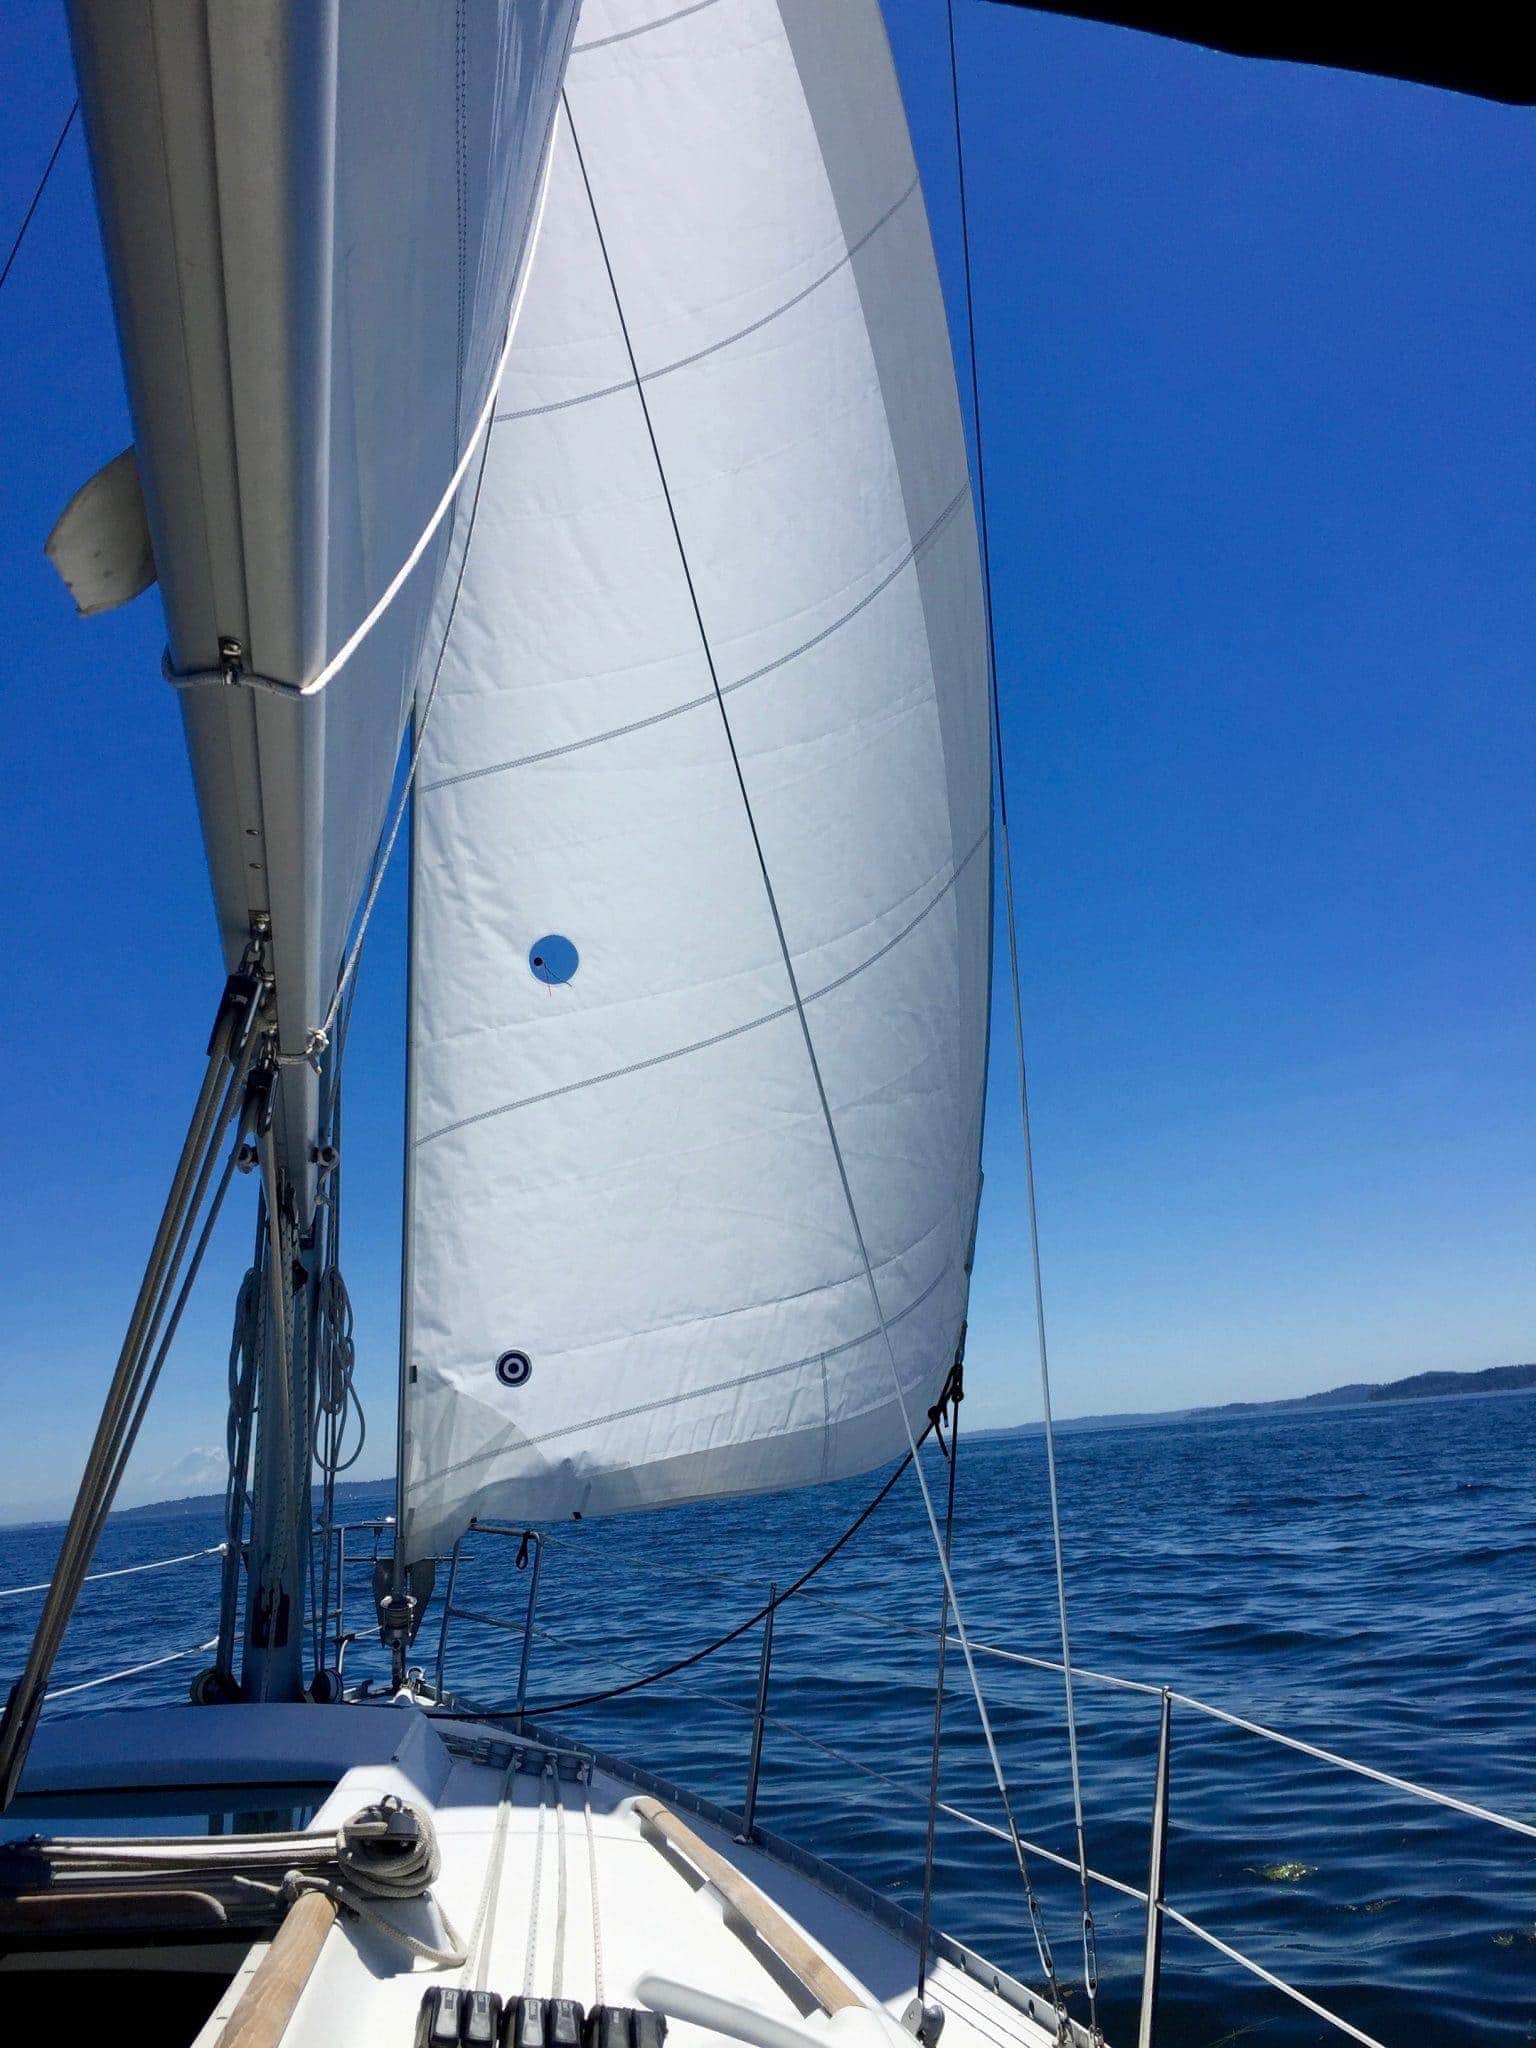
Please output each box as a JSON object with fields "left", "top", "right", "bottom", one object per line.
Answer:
{"left": 281, "top": 1795, "right": 467, "bottom": 1968}
{"left": 36, "top": 1796, "right": 468, "bottom": 1969}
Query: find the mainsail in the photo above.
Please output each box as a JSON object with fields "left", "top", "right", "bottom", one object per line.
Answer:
{"left": 66, "top": 0, "right": 578, "bottom": 1211}
{"left": 401, "top": 0, "right": 993, "bottom": 1555}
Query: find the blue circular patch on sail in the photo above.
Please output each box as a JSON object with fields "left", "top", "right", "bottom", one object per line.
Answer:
{"left": 529, "top": 935, "right": 579, "bottom": 985}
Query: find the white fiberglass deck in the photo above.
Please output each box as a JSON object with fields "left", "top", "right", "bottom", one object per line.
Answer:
{"left": 15, "top": 1704, "right": 1069, "bottom": 2048}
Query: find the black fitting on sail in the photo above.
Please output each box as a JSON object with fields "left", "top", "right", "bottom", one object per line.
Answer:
{"left": 928, "top": 1349, "right": 966, "bottom": 1463}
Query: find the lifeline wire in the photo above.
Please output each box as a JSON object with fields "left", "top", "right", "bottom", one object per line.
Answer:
{"left": 945, "top": 1, "right": 1099, "bottom": 2028}
{"left": 562, "top": 91, "right": 1067, "bottom": 2024}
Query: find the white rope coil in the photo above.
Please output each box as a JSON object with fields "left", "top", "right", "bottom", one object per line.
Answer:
{"left": 282, "top": 1794, "right": 466, "bottom": 1969}
{"left": 31, "top": 1795, "right": 465, "bottom": 1969}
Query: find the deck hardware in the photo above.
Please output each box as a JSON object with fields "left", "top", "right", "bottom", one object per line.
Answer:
{"left": 418, "top": 1986, "right": 467, "bottom": 2048}
{"left": 375, "top": 1554, "right": 437, "bottom": 1686}
{"left": 585, "top": 2009, "right": 667, "bottom": 2048}
{"left": 545, "top": 1998, "right": 586, "bottom": 2048}
{"left": 900, "top": 1999, "right": 944, "bottom": 2045}
{"left": 463, "top": 1991, "right": 504, "bottom": 2048}
{"left": 435, "top": 1521, "right": 544, "bottom": 1719}
{"left": 507, "top": 1997, "right": 547, "bottom": 2048}
{"left": 188, "top": 1663, "right": 239, "bottom": 1706}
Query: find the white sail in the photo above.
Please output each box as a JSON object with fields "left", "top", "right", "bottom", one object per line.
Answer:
{"left": 66, "top": 0, "right": 579, "bottom": 1209}
{"left": 402, "top": 0, "right": 992, "bottom": 1555}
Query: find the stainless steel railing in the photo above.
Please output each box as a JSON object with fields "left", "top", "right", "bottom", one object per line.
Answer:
{"left": 441, "top": 1550, "right": 1535, "bottom": 2048}
{"left": 7, "top": 1525, "right": 1531, "bottom": 2048}
{"left": 313, "top": 1514, "right": 395, "bottom": 1680}
{"left": 433, "top": 1519, "right": 543, "bottom": 1719}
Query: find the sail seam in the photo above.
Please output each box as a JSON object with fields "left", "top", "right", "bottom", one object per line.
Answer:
{"left": 492, "top": 175, "right": 920, "bottom": 427}
{"left": 411, "top": 1263, "right": 953, "bottom": 1492}
{"left": 414, "top": 824, "right": 986, "bottom": 1147}
{"left": 572, "top": 0, "right": 727, "bottom": 53}
{"left": 421, "top": 482, "right": 967, "bottom": 795}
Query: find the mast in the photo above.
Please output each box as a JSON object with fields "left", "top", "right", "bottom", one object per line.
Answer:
{"left": 385, "top": 733, "right": 421, "bottom": 1684}
{"left": 240, "top": 1051, "right": 318, "bottom": 1701}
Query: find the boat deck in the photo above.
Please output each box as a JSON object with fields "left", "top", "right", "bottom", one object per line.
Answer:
{"left": 10, "top": 1704, "right": 1071, "bottom": 2048}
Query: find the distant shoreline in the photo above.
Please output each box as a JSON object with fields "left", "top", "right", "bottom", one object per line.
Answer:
{"left": 5, "top": 1361, "right": 1531, "bottom": 1532}
{"left": 974, "top": 1359, "right": 1536, "bottom": 1442}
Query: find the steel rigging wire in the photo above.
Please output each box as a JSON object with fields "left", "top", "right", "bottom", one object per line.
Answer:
{"left": 0, "top": 101, "right": 77, "bottom": 299}
{"left": 944, "top": 0, "right": 1102, "bottom": 2031}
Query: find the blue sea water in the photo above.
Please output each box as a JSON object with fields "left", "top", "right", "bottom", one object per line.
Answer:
{"left": 2, "top": 1392, "right": 1534, "bottom": 2047}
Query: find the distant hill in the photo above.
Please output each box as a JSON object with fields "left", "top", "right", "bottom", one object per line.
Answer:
{"left": 1193, "top": 1360, "right": 1536, "bottom": 1418}
{"left": 109, "top": 1474, "right": 390, "bottom": 1526}
{"left": 25, "top": 1363, "right": 1536, "bottom": 1529}
{"left": 977, "top": 1360, "right": 1536, "bottom": 1441}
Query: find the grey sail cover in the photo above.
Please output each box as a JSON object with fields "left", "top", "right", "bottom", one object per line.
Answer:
{"left": 66, "top": 0, "right": 578, "bottom": 1210}
{"left": 402, "top": 0, "right": 992, "bottom": 1556}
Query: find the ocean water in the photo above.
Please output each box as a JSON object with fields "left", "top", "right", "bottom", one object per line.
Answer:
{"left": 2, "top": 1392, "right": 1534, "bottom": 2047}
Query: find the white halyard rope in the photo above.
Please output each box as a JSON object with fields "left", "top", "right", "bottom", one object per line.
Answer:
{"left": 163, "top": 114, "right": 561, "bottom": 712}
{"left": 551, "top": 1764, "right": 569, "bottom": 1999}
{"left": 44, "top": 1797, "right": 465, "bottom": 1969}
{"left": 280, "top": 1795, "right": 467, "bottom": 1970}
{"left": 523, "top": 1762, "right": 552, "bottom": 1997}
{"left": 583, "top": 1777, "right": 606, "bottom": 2008}
{"left": 308, "top": 112, "right": 563, "bottom": 1054}
{"left": 461, "top": 1755, "right": 520, "bottom": 1991}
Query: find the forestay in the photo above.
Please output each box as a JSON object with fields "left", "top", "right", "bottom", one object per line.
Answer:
{"left": 402, "top": 0, "right": 992, "bottom": 1554}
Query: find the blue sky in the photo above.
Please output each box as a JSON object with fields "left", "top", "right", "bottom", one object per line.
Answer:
{"left": 0, "top": 3, "right": 1531, "bottom": 1522}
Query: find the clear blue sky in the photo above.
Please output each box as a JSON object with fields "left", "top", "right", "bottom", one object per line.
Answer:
{"left": 0, "top": 3, "right": 1531, "bottom": 1522}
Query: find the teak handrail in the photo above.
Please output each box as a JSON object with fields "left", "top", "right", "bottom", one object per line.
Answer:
{"left": 633, "top": 1796, "right": 862, "bottom": 2016}
{"left": 217, "top": 1890, "right": 339, "bottom": 2048}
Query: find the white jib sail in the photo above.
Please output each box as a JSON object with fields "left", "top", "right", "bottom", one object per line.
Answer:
{"left": 402, "top": 0, "right": 992, "bottom": 1556}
